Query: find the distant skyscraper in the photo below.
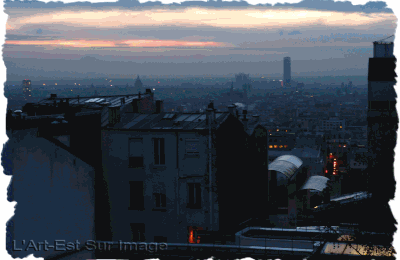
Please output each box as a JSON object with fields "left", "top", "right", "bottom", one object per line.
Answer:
{"left": 22, "top": 79, "right": 32, "bottom": 100}
{"left": 283, "top": 57, "right": 291, "bottom": 88}
{"left": 367, "top": 40, "right": 396, "bottom": 200}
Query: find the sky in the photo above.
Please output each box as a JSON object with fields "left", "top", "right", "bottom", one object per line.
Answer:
{"left": 1, "top": 0, "right": 398, "bottom": 80}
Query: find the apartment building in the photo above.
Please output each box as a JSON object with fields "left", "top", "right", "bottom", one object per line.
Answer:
{"left": 101, "top": 101, "right": 268, "bottom": 243}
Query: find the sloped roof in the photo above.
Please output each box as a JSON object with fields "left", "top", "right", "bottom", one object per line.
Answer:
{"left": 269, "top": 155, "right": 303, "bottom": 178}
{"left": 301, "top": 176, "right": 329, "bottom": 192}
{"left": 111, "top": 112, "right": 230, "bottom": 131}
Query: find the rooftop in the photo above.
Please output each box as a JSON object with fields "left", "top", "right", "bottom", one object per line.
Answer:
{"left": 109, "top": 111, "right": 231, "bottom": 131}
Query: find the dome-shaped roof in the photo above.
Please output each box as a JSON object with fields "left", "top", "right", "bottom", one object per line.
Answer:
{"left": 269, "top": 155, "right": 303, "bottom": 178}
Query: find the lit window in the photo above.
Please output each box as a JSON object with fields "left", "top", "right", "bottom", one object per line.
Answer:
{"left": 274, "top": 145, "right": 278, "bottom": 148}
{"left": 284, "top": 145, "right": 288, "bottom": 148}
{"left": 269, "top": 145, "right": 273, "bottom": 148}
{"left": 279, "top": 145, "right": 283, "bottom": 148}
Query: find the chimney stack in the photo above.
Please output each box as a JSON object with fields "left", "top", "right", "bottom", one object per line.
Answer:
{"left": 138, "top": 91, "right": 141, "bottom": 99}
{"left": 206, "top": 108, "right": 215, "bottom": 127}
{"left": 121, "top": 97, "right": 125, "bottom": 106}
{"left": 228, "top": 105, "right": 236, "bottom": 117}
{"left": 208, "top": 100, "right": 215, "bottom": 110}
{"left": 156, "top": 100, "right": 164, "bottom": 113}
{"left": 77, "top": 95, "right": 80, "bottom": 104}
{"left": 252, "top": 114, "right": 260, "bottom": 123}
{"left": 109, "top": 106, "right": 121, "bottom": 125}
{"left": 146, "top": 88, "right": 152, "bottom": 94}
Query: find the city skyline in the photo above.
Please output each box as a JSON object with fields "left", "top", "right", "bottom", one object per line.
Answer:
{"left": 2, "top": 0, "right": 397, "bottom": 80}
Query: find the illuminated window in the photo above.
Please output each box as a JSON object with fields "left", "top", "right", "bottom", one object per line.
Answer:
{"left": 284, "top": 145, "right": 288, "bottom": 148}
{"left": 274, "top": 145, "right": 278, "bottom": 148}
{"left": 279, "top": 145, "right": 283, "bottom": 148}
{"left": 269, "top": 145, "right": 273, "bottom": 148}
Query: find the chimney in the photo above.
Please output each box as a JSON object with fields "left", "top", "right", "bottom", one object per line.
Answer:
{"left": 208, "top": 100, "right": 215, "bottom": 110}
{"left": 120, "top": 97, "right": 125, "bottom": 106}
{"left": 228, "top": 105, "right": 236, "bottom": 117}
{"left": 243, "top": 110, "right": 248, "bottom": 131}
{"left": 206, "top": 108, "right": 215, "bottom": 127}
{"left": 138, "top": 91, "right": 141, "bottom": 99}
{"left": 156, "top": 100, "right": 164, "bottom": 113}
{"left": 77, "top": 95, "right": 80, "bottom": 104}
{"left": 146, "top": 88, "right": 152, "bottom": 94}
{"left": 252, "top": 114, "right": 260, "bottom": 123}
{"left": 109, "top": 106, "right": 121, "bottom": 125}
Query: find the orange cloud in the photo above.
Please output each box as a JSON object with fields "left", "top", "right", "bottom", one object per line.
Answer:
{"left": 5, "top": 39, "right": 230, "bottom": 48}
{"left": 7, "top": 8, "right": 396, "bottom": 30}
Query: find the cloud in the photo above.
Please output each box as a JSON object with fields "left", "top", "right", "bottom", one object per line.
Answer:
{"left": 288, "top": 30, "right": 302, "bottom": 35}
{"left": 4, "top": 0, "right": 394, "bottom": 13}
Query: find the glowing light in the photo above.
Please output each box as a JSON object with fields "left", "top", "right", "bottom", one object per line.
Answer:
{"left": 153, "top": 88, "right": 155, "bottom": 90}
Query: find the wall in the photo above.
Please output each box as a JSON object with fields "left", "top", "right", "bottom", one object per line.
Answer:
{"left": 5, "top": 128, "right": 95, "bottom": 259}
{"left": 101, "top": 129, "right": 215, "bottom": 243}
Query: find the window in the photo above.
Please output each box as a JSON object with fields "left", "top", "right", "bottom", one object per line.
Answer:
{"left": 154, "top": 193, "right": 167, "bottom": 208}
{"left": 269, "top": 145, "right": 273, "bottom": 148}
{"left": 129, "top": 138, "right": 144, "bottom": 168}
{"left": 274, "top": 145, "right": 278, "bottom": 148}
{"left": 154, "top": 236, "right": 167, "bottom": 243}
{"left": 129, "top": 181, "right": 144, "bottom": 210}
{"left": 279, "top": 145, "right": 283, "bottom": 148}
{"left": 284, "top": 145, "right": 288, "bottom": 148}
{"left": 185, "top": 139, "right": 200, "bottom": 154}
{"left": 153, "top": 138, "right": 165, "bottom": 165}
{"left": 130, "top": 223, "right": 145, "bottom": 242}
{"left": 187, "top": 183, "right": 201, "bottom": 209}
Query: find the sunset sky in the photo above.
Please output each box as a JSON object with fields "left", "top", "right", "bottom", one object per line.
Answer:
{"left": 3, "top": 0, "right": 398, "bottom": 80}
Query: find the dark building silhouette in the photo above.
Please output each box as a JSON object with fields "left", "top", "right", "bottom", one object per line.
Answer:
{"left": 367, "top": 40, "right": 396, "bottom": 199}
{"left": 283, "top": 57, "right": 291, "bottom": 88}
{"left": 366, "top": 39, "right": 397, "bottom": 238}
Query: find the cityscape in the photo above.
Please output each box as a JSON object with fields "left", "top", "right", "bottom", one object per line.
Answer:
{"left": 2, "top": 0, "right": 399, "bottom": 259}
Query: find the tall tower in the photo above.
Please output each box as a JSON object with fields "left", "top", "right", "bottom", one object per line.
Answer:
{"left": 283, "top": 57, "right": 291, "bottom": 88}
{"left": 22, "top": 79, "right": 32, "bottom": 100}
{"left": 367, "top": 39, "right": 396, "bottom": 201}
